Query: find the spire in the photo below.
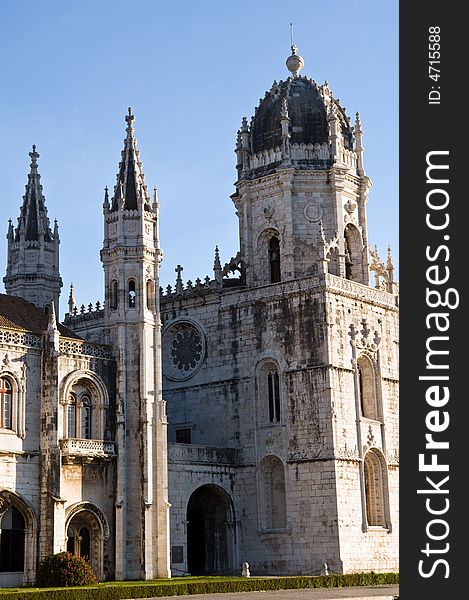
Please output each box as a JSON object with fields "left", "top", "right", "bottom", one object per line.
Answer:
{"left": 355, "top": 112, "right": 365, "bottom": 175}
{"left": 17, "top": 145, "right": 53, "bottom": 243}
{"left": 111, "top": 108, "right": 151, "bottom": 212}
{"left": 4, "top": 146, "right": 62, "bottom": 310}
{"left": 68, "top": 282, "right": 76, "bottom": 315}
{"left": 175, "top": 265, "right": 184, "bottom": 295}
{"left": 213, "top": 246, "right": 222, "bottom": 284}
{"left": 48, "top": 300, "right": 57, "bottom": 332}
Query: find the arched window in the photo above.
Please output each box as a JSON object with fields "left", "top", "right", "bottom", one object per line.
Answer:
{"left": 65, "top": 385, "right": 98, "bottom": 440}
{"left": 268, "top": 370, "right": 280, "bottom": 423}
{"left": 364, "top": 450, "right": 389, "bottom": 528}
{"left": 128, "top": 280, "right": 136, "bottom": 308}
{"left": 344, "top": 225, "right": 364, "bottom": 283}
{"left": 146, "top": 279, "right": 154, "bottom": 311}
{"left": 67, "top": 393, "right": 77, "bottom": 438}
{"left": 81, "top": 396, "right": 91, "bottom": 440}
{"left": 269, "top": 237, "right": 281, "bottom": 283}
{"left": 0, "top": 505, "right": 25, "bottom": 572}
{"left": 257, "top": 361, "right": 282, "bottom": 424}
{"left": 357, "top": 355, "right": 379, "bottom": 420}
{"left": 0, "top": 377, "right": 12, "bottom": 430}
{"left": 110, "top": 280, "right": 118, "bottom": 310}
{"left": 262, "top": 456, "right": 287, "bottom": 530}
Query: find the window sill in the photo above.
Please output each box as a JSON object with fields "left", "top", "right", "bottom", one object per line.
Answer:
{"left": 258, "top": 527, "right": 291, "bottom": 535}
{"left": 256, "top": 422, "right": 285, "bottom": 429}
{"left": 364, "top": 525, "right": 391, "bottom": 533}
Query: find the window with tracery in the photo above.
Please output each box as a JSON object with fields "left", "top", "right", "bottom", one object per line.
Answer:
{"left": 0, "top": 377, "right": 12, "bottom": 430}
{"left": 257, "top": 362, "right": 282, "bottom": 424}
{"left": 364, "top": 450, "right": 389, "bottom": 528}
{"left": 66, "top": 388, "right": 95, "bottom": 439}
{"left": 357, "top": 355, "right": 379, "bottom": 420}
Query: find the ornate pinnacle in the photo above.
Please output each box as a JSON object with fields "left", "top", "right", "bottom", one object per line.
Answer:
{"left": 241, "top": 117, "right": 248, "bottom": 132}
{"left": 125, "top": 106, "right": 135, "bottom": 129}
{"left": 280, "top": 97, "right": 289, "bottom": 119}
{"left": 387, "top": 245, "right": 394, "bottom": 270}
{"left": 48, "top": 300, "right": 57, "bottom": 332}
{"left": 355, "top": 112, "right": 362, "bottom": 131}
{"left": 68, "top": 282, "right": 76, "bottom": 314}
{"left": 29, "top": 145, "right": 39, "bottom": 167}
{"left": 175, "top": 264, "right": 184, "bottom": 295}
{"left": 213, "top": 246, "right": 222, "bottom": 284}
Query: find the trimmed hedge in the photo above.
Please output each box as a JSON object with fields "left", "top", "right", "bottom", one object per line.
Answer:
{"left": 0, "top": 572, "right": 399, "bottom": 600}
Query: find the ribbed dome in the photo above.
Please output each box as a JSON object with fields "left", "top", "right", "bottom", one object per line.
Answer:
{"left": 250, "top": 76, "right": 353, "bottom": 154}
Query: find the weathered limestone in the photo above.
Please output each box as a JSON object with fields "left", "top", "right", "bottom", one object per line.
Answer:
{"left": 0, "top": 47, "right": 398, "bottom": 584}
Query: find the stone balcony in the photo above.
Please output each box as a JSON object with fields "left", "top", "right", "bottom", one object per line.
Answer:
{"left": 59, "top": 438, "right": 116, "bottom": 463}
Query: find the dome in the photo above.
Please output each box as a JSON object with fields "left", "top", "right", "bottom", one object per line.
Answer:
{"left": 251, "top": 76, "right": 353, "bottom": 155}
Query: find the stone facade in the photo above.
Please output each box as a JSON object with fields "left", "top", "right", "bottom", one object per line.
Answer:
{"left": 0, "top": 46, "right": 398, "bottom": 585}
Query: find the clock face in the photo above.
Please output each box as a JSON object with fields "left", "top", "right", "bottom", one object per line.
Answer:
{"left": 162, "top": 320, "right": 206, "bottom": 381}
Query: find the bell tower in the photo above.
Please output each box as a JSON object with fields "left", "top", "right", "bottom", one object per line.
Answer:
{"left": 4, "top": 146, "right": 62, "bottom": 310}
{"left": 100, "top": 109, "right": 170, "bottom": 579}
{"left": 232, "top": 45, "right": 380, "bottom": 288}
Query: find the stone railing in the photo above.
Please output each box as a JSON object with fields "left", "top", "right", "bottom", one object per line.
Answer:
{"left": 59, "top": 338, "right": 112, "bottom": 359}
{"left": 60, "top": 438, "right": 116, "bottom": 457}
{"left": 325, "top": 273, "right": 398, "bottom": 308}
{"left": 168, "top": 443, "right": 242, "bottom": 466}
{"left": 0, "top": 328, "right": 42, "bottom": 349}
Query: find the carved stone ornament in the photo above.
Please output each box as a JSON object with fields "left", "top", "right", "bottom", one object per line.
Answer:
{"left": 162, "top": 319, "right": 206, "bottom": 381}
{"left": 304, "top": 203, "right": 323, "bottom": 222}
{"left": 349, "top": 319, "right": 381, "bottom": 352}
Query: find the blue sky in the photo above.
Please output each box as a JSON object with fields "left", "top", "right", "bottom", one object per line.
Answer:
{"left": 0, "top": 0, "right": 398, "bottom": 318}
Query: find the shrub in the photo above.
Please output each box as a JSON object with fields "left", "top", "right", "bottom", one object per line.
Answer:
{"left": 35, "top": 552, "right": 97, "bottom": 587}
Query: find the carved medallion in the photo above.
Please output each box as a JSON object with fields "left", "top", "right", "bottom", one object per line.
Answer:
{"left": 304, "top": 203, "right": 323, "bottom": 222}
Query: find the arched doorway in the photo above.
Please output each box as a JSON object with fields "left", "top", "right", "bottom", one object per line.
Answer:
{"left": 65, "top": 504, "right": 109, "bottom": 579}
{"left": 0, "top": 492, "right": 36, "bottom": 587}
{"left": 186, "top": 485, "right": 235, "bottom": 575}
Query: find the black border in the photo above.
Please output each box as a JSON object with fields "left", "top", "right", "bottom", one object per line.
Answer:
{"left": 400, "top": 3, "right": 466, "bottom": 597}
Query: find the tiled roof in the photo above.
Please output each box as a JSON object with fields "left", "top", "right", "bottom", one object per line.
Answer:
{"left": 0, "top": 293, "right": 82, "bottom": 339}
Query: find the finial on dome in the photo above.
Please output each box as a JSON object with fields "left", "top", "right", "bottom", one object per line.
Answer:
{"left": 286, "top": 44, "right": 304, "bottom": 77}
{"left": 286, "top": 26, "right": 304, "bottom": 77}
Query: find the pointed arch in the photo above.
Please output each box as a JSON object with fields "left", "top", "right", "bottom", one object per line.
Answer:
{"left": 344, "top": 224, "right": 364, "bottom": 282}
{"left": 256, "top": 358, "right": 283, "bottom": 424}
{"left": 257, "top": 228, "right": 281, "bottom": 285}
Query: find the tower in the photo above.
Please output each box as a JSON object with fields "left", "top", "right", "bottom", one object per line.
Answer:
{"left": 162, "top": 45, "right": 398, "bottom": 575}
{"left": 100, "top": 109, "right": 170, "bottom": 579}
{"left": 233, "top": 44, "right": 376, "bottom": 288}
{"left": 4, "top": 146, "right": 62, "bottom": 309}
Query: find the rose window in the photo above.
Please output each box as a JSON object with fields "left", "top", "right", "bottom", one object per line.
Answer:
{"left": 162, "top": 320, "right": 205, "bottom": 380}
